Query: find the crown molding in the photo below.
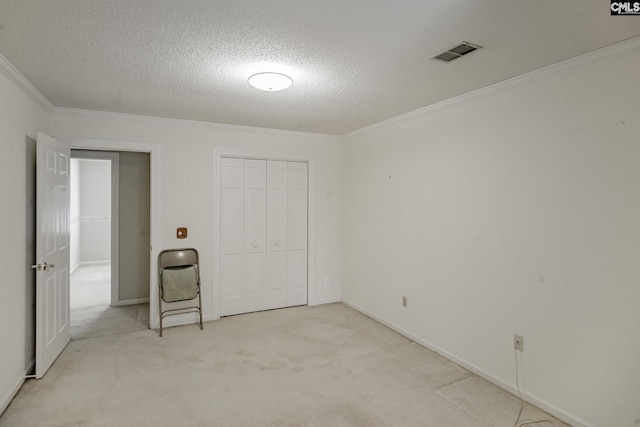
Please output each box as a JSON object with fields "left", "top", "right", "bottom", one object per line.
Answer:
{"left": 53, "top": 107, "right": 340, "bottom": 141}
{"left": 342, "top": 35, "right": 640, "bottom": 140}
{"left": 0, "top": 52, "right": 54, "bottom": 112}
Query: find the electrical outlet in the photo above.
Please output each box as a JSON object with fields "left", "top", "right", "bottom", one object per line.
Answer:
{"left": 514, "top": 334, "right": 524, "bottom": 351}
{"left": 402, "top": 296, "right": 407, "bottom": 308}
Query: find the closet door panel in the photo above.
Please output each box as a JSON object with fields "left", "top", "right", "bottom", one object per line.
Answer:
{"left": 243, "top": 160, "right": 267, "bottom": 313}
{"left": 266, "top": 252, "right": 287, "bottom": 308}
{"left": 287, "top": 162, "right": 308, "bottom": 306}
{"left": 220, "top": 158, "right": 244, "bottom": 316}
{"left": 266, "top": 161, "right": 288, "bottom": 308}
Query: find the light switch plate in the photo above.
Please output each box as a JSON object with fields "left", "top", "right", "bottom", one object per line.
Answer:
{"left": 177, "top": 227, "right": 188, "bottom": 239}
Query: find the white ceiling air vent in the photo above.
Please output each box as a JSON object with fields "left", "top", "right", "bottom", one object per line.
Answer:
{"left": 431, "top": 41, "right": 483, "bottom": 62}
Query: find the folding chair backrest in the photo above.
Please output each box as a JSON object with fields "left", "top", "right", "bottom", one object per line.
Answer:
{"left": 158, "top": 248, "right": 199, "bottom": 270}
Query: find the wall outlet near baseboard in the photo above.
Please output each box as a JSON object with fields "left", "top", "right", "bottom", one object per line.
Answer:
{"left": 402, "top": 296, "right": 407, "bottom": 308}
{"left": 514, "top": 334, "right": 524, "bottom": 351}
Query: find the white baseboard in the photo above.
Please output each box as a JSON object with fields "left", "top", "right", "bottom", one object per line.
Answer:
{"left": 1, "top": 360, "right": 38, "bottom": 415}
{"left": 72, "top": 260, "right": 110, "bottom": 274}
{"left": 113, "top": 298, "right": 149, "bottom": 306}
{"left": 0, "top": 375, "right": 25, "bottom": 417}
{"left": 341, "top": 298, "right": 595, "bottom": 427}
{"left": 310, "top": 297, "right": 342, "bottom": 306}
{"left": 78, "top": 260, "right": 110, "bottom": 266}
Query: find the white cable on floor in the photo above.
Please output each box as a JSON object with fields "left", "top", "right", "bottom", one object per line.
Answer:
{"left": 514, "top": 348, "right": 551, "bottom": 427}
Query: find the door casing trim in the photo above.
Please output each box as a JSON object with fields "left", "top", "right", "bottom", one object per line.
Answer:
{"left": 62, "top": 137, "right": 161, "bottom": 328}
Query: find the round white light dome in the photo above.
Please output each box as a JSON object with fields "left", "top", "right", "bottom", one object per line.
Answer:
{"left": 248, "top": 72, "right": 293, "bottom": 92}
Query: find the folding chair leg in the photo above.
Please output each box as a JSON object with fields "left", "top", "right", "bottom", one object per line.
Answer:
{"left": 198, "top": 292, "right": 204, "bottom": 330}
{"left": 159, "top": 293, "right": 163, "bottom": 337}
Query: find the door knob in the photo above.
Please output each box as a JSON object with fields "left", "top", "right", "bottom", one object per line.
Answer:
{"left": 275, "top": 241, "right": 280, "bottom": 247}
{"left": 252, "top": 243, "right": 258, "bottom": 248}
{"left": 31, "top": 262, "right": 55, "bottom": 272}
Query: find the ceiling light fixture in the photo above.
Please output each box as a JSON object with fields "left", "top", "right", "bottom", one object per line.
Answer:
{"left": 248, "top": 72, "right": 293, "bottom": 92}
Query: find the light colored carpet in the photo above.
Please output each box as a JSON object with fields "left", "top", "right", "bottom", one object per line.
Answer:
{"left": 71, "top": 263, "right": 111, "bottom": 309}
{"left": 1, "top": 304, "right": 568, "bottom": 427}
{"left": 71, "top": 303, "right": 149, "bottom": 340}
{"left": 71, "top": 263, "right": 149, "bottom": 340}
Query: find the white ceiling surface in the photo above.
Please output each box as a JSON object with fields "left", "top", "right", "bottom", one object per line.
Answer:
{"left": 0, "top": 1, "right": 639, "bottom": 135}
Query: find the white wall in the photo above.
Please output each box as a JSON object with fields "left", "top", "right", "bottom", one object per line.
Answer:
{"left": 50, "top": 111, "right": 343, "bottom": 324}
{"left": 118, "top": 151, "right": 150, "bottom": 302}
{"left": 70, "top": 158, "right": 81, "bottom": 271}
{"left": 72, "top": 158, "right": 111, "bottom": 266}
{"left": 341, "top": 44, "right": 640, "bottom": 427}
{"left": 0, "top": 58, "right": 51, "bottom": 414}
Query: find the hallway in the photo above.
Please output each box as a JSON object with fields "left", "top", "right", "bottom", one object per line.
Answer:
{"left": 71, "top": 263, "right": 148, "bottom": 340}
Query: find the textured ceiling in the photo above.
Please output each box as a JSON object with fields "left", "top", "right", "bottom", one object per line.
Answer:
{"left": 0, "top": 0, "right": 639, "bottom": 135}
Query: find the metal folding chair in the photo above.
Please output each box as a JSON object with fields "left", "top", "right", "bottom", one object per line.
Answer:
{"left": 157, "top": 248, "right": 203, "bottom": 337}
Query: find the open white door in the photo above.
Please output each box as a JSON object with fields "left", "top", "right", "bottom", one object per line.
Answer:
{"left": 34, "top": 132, "right": 71, "bottom": 378}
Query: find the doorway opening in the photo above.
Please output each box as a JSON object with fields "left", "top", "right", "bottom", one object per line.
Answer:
{"left": 70, "top": 150, "right": 150, "bottom": 339}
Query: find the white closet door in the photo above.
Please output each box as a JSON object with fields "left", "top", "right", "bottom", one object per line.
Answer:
{"left": 220, "top": 158, "right": 244, "bottom": 316}
{"left": 266, "top": 161, "right": 288, "bottom": 309}
{"left": 287, "top": 162, "right": 308, "bottom": 306}
{"left": 243, "top": 159, "right": 267, "bottom": 313}
{"left": 220, "top": 157, "right": 307, "bottom": 316}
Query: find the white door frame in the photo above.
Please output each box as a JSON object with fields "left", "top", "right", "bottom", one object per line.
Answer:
{"left": 61, "top": 137, "right": 161, "bottom": 329}
{"left": 70, "top": 150, "right": 120, "bottom": 306}
{"left": 213, "top": 148, "right": 316, "bottom": 320}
